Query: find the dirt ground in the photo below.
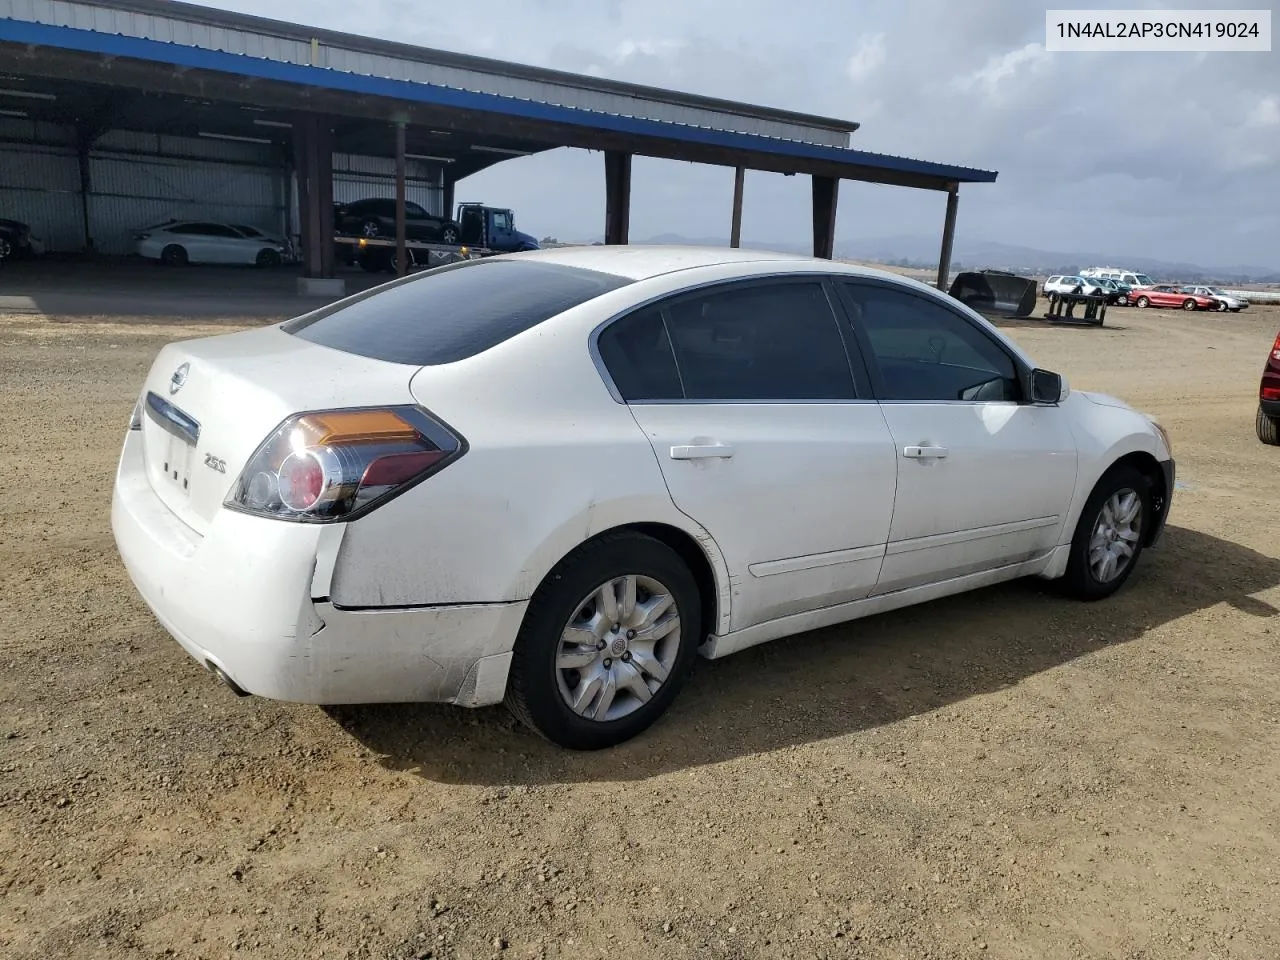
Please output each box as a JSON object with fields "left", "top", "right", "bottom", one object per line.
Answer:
{"left": 1, "top": 291, "right": 1278, "bottom": 960}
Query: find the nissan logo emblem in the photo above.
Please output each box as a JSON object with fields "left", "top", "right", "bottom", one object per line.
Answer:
{"left": 169, "top": 362, "right": 189, "bottom": 395}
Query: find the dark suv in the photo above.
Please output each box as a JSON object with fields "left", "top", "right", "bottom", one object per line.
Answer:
{"left": 1258, "top": 327, "right": 1280, "bottom": 445}
{"left": 335, "top": 198, "right": 463, "bottom": 245}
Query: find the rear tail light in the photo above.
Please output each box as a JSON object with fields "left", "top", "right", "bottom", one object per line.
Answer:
{"left": 1271, "top": 331, "right": 1280, "bottom": 362}
{"left": 226, "top": 406, "right": 465, "bottom": 522}
{"left": 1263, "top": 387, "right": 1280, "bottom": 401}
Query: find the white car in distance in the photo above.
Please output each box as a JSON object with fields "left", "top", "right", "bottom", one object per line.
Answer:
{"left": 112, "top": 246, "right": 1176, "bottom": 749}
{"left": 133, "top": 219, "right": 293, "bottom": 266}
{"left": 1043, "top": 275, "right": 1109, "bottom": 301}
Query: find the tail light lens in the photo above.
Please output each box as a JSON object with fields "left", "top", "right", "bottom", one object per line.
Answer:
{"left": 1271, "top": 331, "right": 1280, "bottom": 362}
{"left": 225, "top": 405, "right": 465, "bottom": 523}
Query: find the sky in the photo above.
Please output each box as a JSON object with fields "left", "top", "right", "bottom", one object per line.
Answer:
{"left": 191, "top": 0, "right": 1280, "bottom": 269}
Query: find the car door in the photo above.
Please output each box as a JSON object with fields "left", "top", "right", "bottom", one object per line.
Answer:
{"left": 205, "top": 223, "right": 249, "bottom": 263}
{"left": 835, "top": 279, "right": 1078, "bottom": 594}
{"left": 488, "top": 210, "right": 516, "bottom": 249}
{"left": 174, "top": 221, "right": 221, "bottom": 259}
{"left": 594, "top": 276, "right": 900, "bottom": 631}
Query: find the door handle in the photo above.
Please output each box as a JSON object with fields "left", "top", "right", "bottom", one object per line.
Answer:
{"left": 670, "top": 443, "right": 735, "bottom": 460}
{"left": 903, "top": 444, "right": 948, "bottom": 459}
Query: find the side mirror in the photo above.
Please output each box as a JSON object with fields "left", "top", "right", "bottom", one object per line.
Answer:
{"left": 1031, "top": 368, "right": 1068, "bottom": 404}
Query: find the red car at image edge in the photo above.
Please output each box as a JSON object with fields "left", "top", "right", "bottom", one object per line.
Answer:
{"left": 1259, "top": 328, "right": 1280, "bottom": 445}
{"left": 1130, "top": 285, "right": 1219, "bottom": 311}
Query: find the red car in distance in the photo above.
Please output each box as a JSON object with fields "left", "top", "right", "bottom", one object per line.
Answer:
{"left": 1130, "top": 284, "right": 1219, "bottom": 311}
{"left": 1258, "top": 328, "right": 1280, "bottom": 445}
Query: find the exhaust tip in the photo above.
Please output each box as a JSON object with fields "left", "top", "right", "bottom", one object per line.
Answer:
{"left": 206, "top": 661, "right": 251, "bottom": 698}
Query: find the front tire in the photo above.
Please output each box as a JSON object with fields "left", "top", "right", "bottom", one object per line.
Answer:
{"left": 1135, "top": 296, "right": 1150, "bottom": 308}
{"left": 1258, "top": 405, "right": 1280, "bottom": 445}
{"left": 504, "top": 531, "right": 701, "bottom": 750}
{"left": 160, "top": 244, "right": 188, "bottom": 266}
{"left": 1182, "top": 298, "right": 1198, "bottom": 311}
{"left": 1061, "top": 465, "right": 1152, "bottom": 601}
{"left": 255, "top": 248, "right": 282, "bottom": 267}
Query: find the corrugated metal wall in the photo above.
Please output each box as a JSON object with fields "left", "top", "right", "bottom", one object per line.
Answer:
{"left": 89, "top": 130, "right": 287, "bottom": 253}
{"left": 0, "top": 117, "right": 82, "bottom": 249}
{"left": 1, "top": 117, "right": 449, "bottom": 253}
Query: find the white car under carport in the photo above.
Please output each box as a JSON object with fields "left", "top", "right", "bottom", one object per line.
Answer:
{"left": 133, "top": 220, "right": 294, "bottom": 267}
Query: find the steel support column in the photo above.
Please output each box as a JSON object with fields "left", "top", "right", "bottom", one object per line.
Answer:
{"left": 75, "top": 126, "right": 93, "bottom": 252}
{"left": 730, "top": 166, "right": 745, "bottom": 248}
{"left": 604, "top": 150, "right": 632, "bottom": 245}
{"left": 811, "top": 175, "right": 838, "bottom": 259}
{"left": 293, "top": 113, "right": 335, "bottom": 279}
{"left": 441, "top": 174, "right": 455, "bottom": 224}
{"left": 935, "top": 184, "right": 959, "bottom": 291}
{"left": 395, "top": 122, "right": 407, "bottom": 276}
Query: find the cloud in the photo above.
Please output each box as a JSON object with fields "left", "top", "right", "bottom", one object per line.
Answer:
{"left": 1247, "top": 96, "right": 1280, "bottom": 127}
{"left": 950, "top": 42, "right": 1047, "bottom": 97}
{"left": 846, "top": 33, "right": 886, "bottom": 82}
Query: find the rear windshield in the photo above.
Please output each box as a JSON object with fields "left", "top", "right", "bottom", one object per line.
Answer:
{"left": 283, "top": 258, "right": 633, "bottom": 365}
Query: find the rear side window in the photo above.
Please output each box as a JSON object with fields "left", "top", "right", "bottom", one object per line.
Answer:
{"left": 596, "top": 307, "right": 683, "bottom": 401}
{"left": 663, "top": 281, "right": 857, "bottom": 401}
{"left": 284, "top": 259, "right": 633, "bottom": 365}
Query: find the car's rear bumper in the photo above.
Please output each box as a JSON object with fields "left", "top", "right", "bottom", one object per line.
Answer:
{"left": 111, "top": 428, "right": 524, "bottom": 706}
{"left": 1149, "top": 457, "right": 1175, "bottom": 547}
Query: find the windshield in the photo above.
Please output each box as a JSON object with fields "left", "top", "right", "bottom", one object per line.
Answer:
{"left": 1135, "top": 274, "right": 1155, "bottom": 286}
{"left": 234, "top": 224, "right": 263, "bottom": 237}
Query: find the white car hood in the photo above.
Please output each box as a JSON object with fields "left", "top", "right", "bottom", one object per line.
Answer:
{"left": 1077, "top": 390, "right": 1136, "bottom": 412}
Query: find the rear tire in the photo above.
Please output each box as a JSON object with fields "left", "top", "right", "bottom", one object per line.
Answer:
{"left": 439, "top": 223, "right": 460, "bottom": 245}
{"left": 160, "top": 244, "right": 188, "bottom": 266}
{"left": 1061, "top": 464, "right": 1152, "bottom": 601}
{"left": 1258, "top": 405, "right": 1280, "bottom": 445}
{"left": 504, "top": 531, "right": 702, "bottom": 750}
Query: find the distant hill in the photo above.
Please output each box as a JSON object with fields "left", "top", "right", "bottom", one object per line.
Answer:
{"left": 584, "top": 232, "right": 1279, "bottom": 284}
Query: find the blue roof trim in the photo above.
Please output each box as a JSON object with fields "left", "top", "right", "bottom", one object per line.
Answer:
{"left": 0, "top": 17, "right": 998, "bottom": 184}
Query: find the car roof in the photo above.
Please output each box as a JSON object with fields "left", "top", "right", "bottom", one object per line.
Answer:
{"left": 499, "top": 243, "right": 911, "bottom": 283}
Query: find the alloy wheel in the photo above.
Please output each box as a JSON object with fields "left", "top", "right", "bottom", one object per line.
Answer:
{"left": 555, "top": 575, "right": 681, "bottom": 722}
{"left": 1088, "top": 489, "right": 1143, "bottom": 583}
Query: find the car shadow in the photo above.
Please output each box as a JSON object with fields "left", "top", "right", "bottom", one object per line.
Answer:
{"left": 324, "top": 524, "right": 1280, "bottom": 785}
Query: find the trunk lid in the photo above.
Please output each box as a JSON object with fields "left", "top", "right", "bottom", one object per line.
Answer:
{"left": 137, "top": 324, "right": 419, "bottom": 534}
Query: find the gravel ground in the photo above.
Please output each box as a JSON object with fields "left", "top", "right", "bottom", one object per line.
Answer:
{"left": 1, "top": 296, "right": 1278, "bottom": 960}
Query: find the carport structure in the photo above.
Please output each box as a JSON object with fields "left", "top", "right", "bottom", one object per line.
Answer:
{"left": 0, "top": 0, "right": 996, "bottom": 291}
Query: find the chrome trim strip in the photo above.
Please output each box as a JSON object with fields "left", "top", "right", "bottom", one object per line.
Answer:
{"left": 748, "top": 543, "right": 886, "bottom": 578}
{"left": 884, "top": 516, "right": 1060, "bottom": 557}
{"left": 144, "top": 390, "right": 200, "bottom": 446}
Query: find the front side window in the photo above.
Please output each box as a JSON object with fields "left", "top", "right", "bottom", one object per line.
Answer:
{"left": 492, "top": 212, "right": 513, "bottom": 231}
{"left": 841, "top": 282, "right": 1020, "bottom": 403}
{"left": 662, "top": 281, "right": 858, "bottom": 401}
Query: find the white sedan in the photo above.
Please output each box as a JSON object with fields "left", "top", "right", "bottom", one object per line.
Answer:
{"left": 133, "top": 219, "right": 293, "bottom": 266}
{"left": 112, "top": 246, "right": 1175, "bottom": 749}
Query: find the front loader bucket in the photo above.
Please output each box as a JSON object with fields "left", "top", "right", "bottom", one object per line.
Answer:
{"left": 948, "top": 270, "right": 1038, "bottom": 318}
